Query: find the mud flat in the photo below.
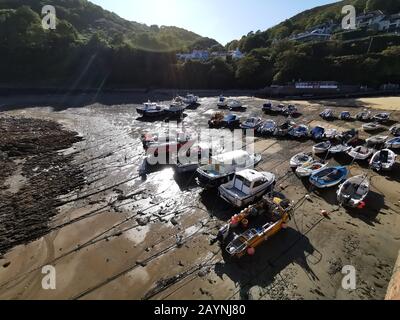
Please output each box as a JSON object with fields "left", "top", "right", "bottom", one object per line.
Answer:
{"left": 0, "top": 95, "right": 399, "bottom": 300}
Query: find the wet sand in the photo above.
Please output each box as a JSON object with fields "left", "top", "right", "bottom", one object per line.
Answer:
{"left": 0, "top": 95, "right": 399, "bottom": 300}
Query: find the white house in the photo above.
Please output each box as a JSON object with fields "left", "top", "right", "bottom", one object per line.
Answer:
{"left": 230, "top": 48, "right": 244, "bottom": 60}
{"left": 356, "top": 10, "right": 385, "bottom": 29}
{"left": 378, "top": 13, "right": 400, "bottom": 32}
{"left": 176, "top": 50, "right": 209, "bottom": 61}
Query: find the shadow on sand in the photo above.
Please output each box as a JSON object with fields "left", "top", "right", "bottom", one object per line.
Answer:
{"left": 215, "top": 228, "right": 320, "bottom": 299}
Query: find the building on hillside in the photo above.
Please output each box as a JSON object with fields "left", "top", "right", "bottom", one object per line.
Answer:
{"left": 295, "top": 81, "right": 339, "bottom": 90}
{"left": 378, "top": 13, "right": 400, "bottom": 32}
{"left": 176, "top": 50, "right": 209, "bottom": 61}
{"left": 230, "top": 48, "right": 244, "bottom": 60}
{"left": 356, "top": 10, "right": 385, "bottom": 29}
{"left": 289, "top": 27, "right": 332, "bottom": 42}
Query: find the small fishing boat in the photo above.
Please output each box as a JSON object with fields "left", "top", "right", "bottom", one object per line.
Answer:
{"left": 310, "top": 126, "right": 325, "bottom": 140}
{"left": 296, "top": 161, "right": 328, "bottom": 178}
{"left": 324, "top": 129, "right": 338, "bottom": 140}
{"left": 175, "top": 143, "right": 215, "bottom": 174}
{"left": 362, "top": 122, "right": 383, "bottom": 132}
{"left": 228, "top": 100, "right": 243, "bottom": 110}
{"left": 390, "top": 125, "right": 400, "bottom": 136}
{"left": 221, "top": 114, "right": 241, "bottom": 128}
{"left": 257, "top": 120, "right": 277, "bottom": 136}
{"left": 337, "top": 175, "right": 369, "bottom": 208}
{"left": 320, "top": 109, "right": 335, "bottom": 120}
{"left": 290, "top": 153, "right": 314, "bottom": 168}
{"left": 283, "top": 105, "right": 298, "bottom": 116}
{"left": 165, "top": 100, "right": 186, "bottom": 117}
{"left": 309, "top": 166, "right": 349, "bottom": 189}
{"left": 338, "top": 129, "right": 359, "bottom": 144}
{"left": 328, "top": 144, "right": 352, "bottom": 154}
{"left": 366, "top": 135, "right": 388, "bottom": 146}
{"left": 356, "top": 110, "right": 372, "bottom": 122}
{"left": 240, "top": 117, "right": 263, "bottom": 130}
{"left": 179, "top": 94, "right": 199, "bottom": 105}
{"left": 136, "top": 101, "right": 166, "bottom": 117}
{"left": 370, "top": 149, "right": 396, "bottom": 172}
{"left": 141, "top": 132, "right": 175, "bottom": 150}
{"left": 274, "top": 120, "right": 296, "bottom": 137}
{"left": 373, "top": 112, "right": 390, "bottom": 123}
{"left": 385, "top": 137, "right": 400, "bottom": 149}
{"left": 262, "top": 102, "right": 273, "bottom": 113}
{"left": 196, "top": 150, "right": 262, "bottom": 189}
{"left": 339, "top": 111, "right": 352, "bottom": 121}
{"left": 288, "top": 124, "right": 309, "bottom": 139}
{"left": 313, "top": 141, "right": 332, "bottom": 154}
{"left": 347, "top": 146, "right": 374, "bottom": 160}
{"left": 225, "top": 196, "right": 292, "bottom": 258}
{"left": 146, "top": 132, "right": 195, "bottom": 158}
{"left": 219, "top": 170, "right": 276, "bottom": 208}
{"left": 217, "top": 95, "right": 227, "bottom": 108}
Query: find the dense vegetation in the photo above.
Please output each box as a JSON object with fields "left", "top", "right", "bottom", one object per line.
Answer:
{"left": 0, "top": 0, "right": 399, "bottom": 89}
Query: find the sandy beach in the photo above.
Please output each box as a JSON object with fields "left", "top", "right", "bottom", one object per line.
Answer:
{"left": 0, "top": 94, "right": 399, "bottom": 300}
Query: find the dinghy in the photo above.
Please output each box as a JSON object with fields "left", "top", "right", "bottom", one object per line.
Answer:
{"left": 363, "top": 122, "right": 383, "bottom": 132}
{"left": 288, "top": 124, "right": 309, "bottom": 139}
{"left": 274, "top": 120, "right": 296, "bottom": 137}
{"left": 165, "top": 100, "right": 186, "bottom": 117}
{"left": 309, "top": 166, "right": 348, "bottom": 189}
{"left": 390, "top": 125, "right": 400, "bottom": 137}
{"left": 324, "top": 129, "right": 338, "bottom": 140}
{"left": 385, "top": 137, "right": 400, "bottom": 149}
{"left": 310, "top": 126, "right": 325, "bottom": 140}
{"left": 313, "top": 141, "right": 332, "bottom": 154}
{"left": 296, "top": 161, "right": 328, "bottom": 178}
{"left": 329, "top": 144, "right": 351, "bottom": 155}
{"left": 240, "top": 117, "right": 263, "bottom": 130}
{"left": 366, "top": 135, "right": 388, "bottom": 146}
{"left": 370, "top": 149, "right": 396, "bottom": 172}
{"left": 337, "top": 175, "right": 369, "bottom": 208}
{"left": 179, "top": 94, "right": 199, "bottom": 105}
{"left": 347, "top": 146, "right": 374, "bottom": 160}
{"left": 339, "top": 111, "right": 352, "bottom": 121}
{"left": 320, "top": 109, "right": 335, "bottom": 120}
{"left": 338, "top": 129, "right": 359, "bottom": 144}
{"left": 228, "top": 100, "right": 243, "bottom": 110}
{"left": 373, "top": 112, "right": 390, "bottom": 123}
{"left": 257, "top": 120, "right": 277, "bottom": 136}
{"left": 290, "top": 153, "right": 314, "bottom": 168}
{"left": 356, "top": 110, "right": 372, "bottom": 122}
{"left": 283, "top": 105, "right": 298, "bottom": 116}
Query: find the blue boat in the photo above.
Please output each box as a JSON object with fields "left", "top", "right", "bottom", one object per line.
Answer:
{"left": 309, "top": 166, "right": 349, "bottom": 189}
{"left": 310, "top": 126, "right": 325, "bottom": 140}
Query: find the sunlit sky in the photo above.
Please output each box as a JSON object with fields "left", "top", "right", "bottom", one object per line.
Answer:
{"left": 90, "top": 0, "right": 337, "bottom": 45}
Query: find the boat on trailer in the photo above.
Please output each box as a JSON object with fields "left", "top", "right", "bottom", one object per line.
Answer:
{"left": 309, "top": 166, "right": 349, "bottom": 189}
{"left": 219, "top": 169, "right": 276, "bottom": 208}
{"left": 370, "top": 149, "right": 396, "bottom": 172}
{"left": 337, "top": 175, "right": 369, "bottom": 208}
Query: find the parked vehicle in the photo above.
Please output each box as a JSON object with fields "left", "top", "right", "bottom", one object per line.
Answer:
{"left": 309, "top": 166, "right": 349, "bottom": 189}
{"left": 196, "top": 150, "right": 262, "bottom": 189}
{"left": 288, "top": 124, "right": 309, "bottom": 139}
{"left": 339, "top": 111, "right": 352, "bottom": 121}
{"left": 290, "top": 153, "right": 314, "bottom": 168}
{"left": 385, "top": 137, "right": 400, "bottom": 149}
{"left": 296, "top": 161, "right": 328, "bottom": 178}
{"left": 313, "top": 141, "right": 332, "bottom": 154}
{"left": 370, "top": 149, "right": 396, "bottom": 172}
{"left": 347, "top": 146, "right": 374, "bottom": 160}
{"left": 337, "top": 175, "right": 369, "bottom": 208}
{"left": 320, "top": 109, "right": 335, "bottom": 120}
{"left": 257, "top": 120, "right": 277, "bottom": 136}
{"left": 310, "top": 126, "right": 325, "bottom": 140}
{"left": 240, "top": 117, "right": 263, "bottom": 130}
{"left": 219, "top": 170, "right": 276, "bottom": 208}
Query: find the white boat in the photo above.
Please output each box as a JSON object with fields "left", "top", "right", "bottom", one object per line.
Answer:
{"left": 290, "top": 153, "right": 314, "bottom": 168}
{"left": 309, "top": 166, "right": 349, "bottom": 189}
{"left": 296, "top": 161, "right": 328, "bottom": 178}
{"left": 356, "top": 110, "right": 372, "bottom": 121}
{"left": 385, "top": 137, "right": 400, "bottom": 149}
{"left": 370, "top": 149, "right": 396, "bottom": 172}
{"left": 288, "top": 124, "right": 309, "bottom": 139}
{"left": 136, "top": 101, "right": 166, "bottom": 117}
{"left": 175, "top": 143, "right": 216, "bottom": 174}
{"left": 329, "top": 144, "right": 352, "bottom": 154}
{"left": 373, "top": 112, "right": 390, "bottom": 123}
{"left": 347, "top": 146, "right": 374, "bottom": 160}
{"left": 240, "top": 117, "right": 263, "bottom": 130}
{"left": 196, "top": 150, "right": 262, "bottom": 189}
{"left": 337, "top": 175, "right": 369, "bottom": 208}
{"left": 218, "top": 170, "right": 276, "bottom": 207}
{"left": 313, "top": 141, "right": 332, "bottom": 154}
{"left": 217, "top": 95, "right": 227, "bottom": 108}
{"left": 179, "top": 94, "right": 199, "bottom": 105}
{"left": 366, "top": 135, "right": 388, "bottom": 146}
{"left": 324, "top": 129, "right": 338, "bottom": 139}
{"left": 228, "top": 100, "right": 243, "bottom": 110}
{"left": 166, "top": 100, "right": 186, "bottom": 116}
{"left": 362, "top": 122, "right": 383, "bottom": 132}
{"left": 257, "top": 120, "right": 277, "bottom": 135}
